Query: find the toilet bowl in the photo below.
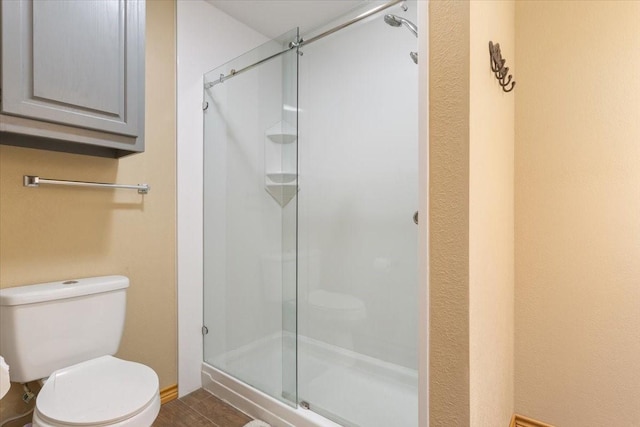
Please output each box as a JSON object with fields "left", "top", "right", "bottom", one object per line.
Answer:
{"left": 32, "top": 356, "right": 160, "bottom": 427}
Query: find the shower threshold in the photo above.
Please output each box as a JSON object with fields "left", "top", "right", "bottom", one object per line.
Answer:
{"left": 202, "top": 333, "right": 418, "bottom": 427}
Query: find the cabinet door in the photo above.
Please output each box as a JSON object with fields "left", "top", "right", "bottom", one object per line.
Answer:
{"left": 1, "top": 0, "right": 144, "bottom": 137}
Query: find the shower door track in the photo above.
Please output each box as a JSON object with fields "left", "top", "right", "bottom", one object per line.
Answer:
{"left": 204, "top": 0, "right": 405, "bottom": 89}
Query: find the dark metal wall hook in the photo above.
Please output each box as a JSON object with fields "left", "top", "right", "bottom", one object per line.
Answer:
{"left": 491, "top": 57, "right": 505, "bottom": 73}
{"left": 500, "top": 74, "right": 513, "bottom": 87}
{"left": 489, "top": 41, "right": 516, "bottom": 93}
{"left": 497, "top": 66, "right": 509, "bottom": 80}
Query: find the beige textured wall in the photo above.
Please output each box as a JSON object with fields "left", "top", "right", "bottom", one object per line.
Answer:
{"left": 0, "top": 0, "right": 177, "bottom": 396}
{"left": 430, "top": 1, "right": 515, "bottom": 425}
{"left": 469, "top": 1, "right": 514, "bottom": 426}
{"left": 515, "top": 1, "right": 640, "bottom": 425}
{"left": 429, "top": 1, "right": 470, "bottom": 425}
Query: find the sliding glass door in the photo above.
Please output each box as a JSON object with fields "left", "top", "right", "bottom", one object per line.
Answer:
{"left": 202, "top": 28, "right": 299, "bottom": 407}
{"left": 296, "top": 2, "right": 419, "bottom": 425}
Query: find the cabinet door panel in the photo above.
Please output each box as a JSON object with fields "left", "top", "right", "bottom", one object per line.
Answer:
{"left": 33, "top": 1, "right": 123, "bottom": 115}
{"left": 1, "top": 0, "right": 143, "bottom": 137}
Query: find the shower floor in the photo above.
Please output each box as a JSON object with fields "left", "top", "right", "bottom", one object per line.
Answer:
{"left": 207, "top": 333, "right": 418, "bottom": 427}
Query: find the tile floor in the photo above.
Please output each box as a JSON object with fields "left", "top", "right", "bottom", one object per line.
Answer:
{"left": 0, "top": 388, "right": 251, "bottom": 427}
{"left": 153, "top": 388, "right": 253, "bottom": 427}
{"left": 2, "top": 412, "right": 32, "bottom": 427}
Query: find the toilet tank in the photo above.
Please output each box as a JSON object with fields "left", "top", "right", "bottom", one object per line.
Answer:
{"left": 0, "top": 276, "right": 129, "bottom": 383}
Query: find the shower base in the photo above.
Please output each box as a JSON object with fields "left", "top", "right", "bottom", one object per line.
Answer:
{"left": 203, "top": 333, "right": 417, "bottom": 427}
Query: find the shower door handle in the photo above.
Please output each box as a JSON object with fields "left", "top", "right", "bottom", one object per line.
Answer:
{"left": 413, "top": 211, "right": 419, "bottom": 225}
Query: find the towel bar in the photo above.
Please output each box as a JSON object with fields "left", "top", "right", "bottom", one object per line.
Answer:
{"left": 23, "top": 175, "right": 150, "bottom": 194}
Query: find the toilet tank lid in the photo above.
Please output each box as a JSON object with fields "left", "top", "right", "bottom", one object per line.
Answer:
{"left": 0, "top": 276, "right": 129, "bottom": 306}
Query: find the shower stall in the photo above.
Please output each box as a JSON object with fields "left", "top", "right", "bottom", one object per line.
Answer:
{"left": 202, "top": 1, "right": 419, "bottom": 425}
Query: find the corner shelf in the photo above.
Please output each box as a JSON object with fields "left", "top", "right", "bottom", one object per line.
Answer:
{"left": 264, "top": 120, "right": 297, "bottom": 207}
{"left": 266, "top": 183, "right": 298, "bottom": 207}
{"left": 266, "top": 172, "right": 297, "bottom": 184}
{"left": 265, "top": 122, "right": 296, "bottom": 144}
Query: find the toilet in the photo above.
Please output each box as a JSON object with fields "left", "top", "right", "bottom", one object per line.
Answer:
{"left": 0, "top": 276, "right": 161, "bottom": 427}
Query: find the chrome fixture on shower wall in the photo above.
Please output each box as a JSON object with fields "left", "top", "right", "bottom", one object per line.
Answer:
{"left": 383, "top": 14, "right": 417, "bottom": 37}
{"left": 384, "top": 14, "right": 418, "bottom": 64}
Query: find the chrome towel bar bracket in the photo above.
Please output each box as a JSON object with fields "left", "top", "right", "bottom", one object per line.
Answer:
{"left": 23, "top": 175, "right": 150, "bottom": 194}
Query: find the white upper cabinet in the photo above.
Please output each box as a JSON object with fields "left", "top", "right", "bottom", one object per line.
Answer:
{"left": 0, "top": 0, "right": 145, "bottom": 157}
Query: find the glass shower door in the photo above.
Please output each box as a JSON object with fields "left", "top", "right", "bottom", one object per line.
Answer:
{"left": 202, "top": 28, "right": 299, "bottom": 406}
{"left": 296, "top": 2, "right": 419, "bottom": 425}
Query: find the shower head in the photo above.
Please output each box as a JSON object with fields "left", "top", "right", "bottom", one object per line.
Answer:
{"left": 384, "top": 14, "right": 418, "bottom": 38}
{"left": 383, "top": 14, "right": 402, "bottom": 27}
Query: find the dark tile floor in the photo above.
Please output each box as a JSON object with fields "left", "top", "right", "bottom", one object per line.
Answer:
{"left": 1, "top": 389, "right": 246, "bottom": 427}
{"left": 2, "top": 412, "right": 33, "bottom": 427}
{"left": 153, "top": 388, "right": 253, "bottom": 427}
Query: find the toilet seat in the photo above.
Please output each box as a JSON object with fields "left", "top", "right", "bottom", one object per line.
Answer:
{"left": 34, "top": 356, "right": 160, "bottom": 427}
